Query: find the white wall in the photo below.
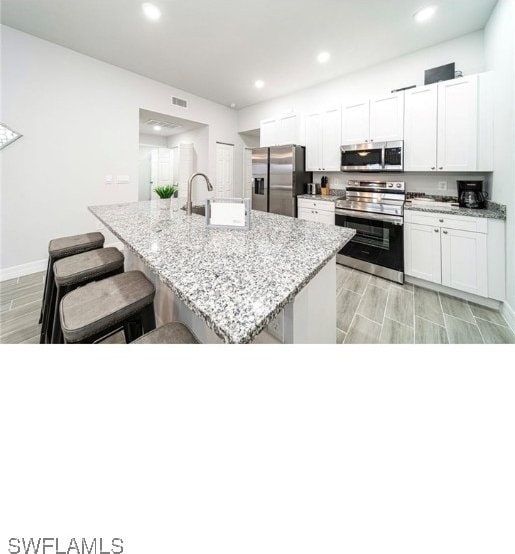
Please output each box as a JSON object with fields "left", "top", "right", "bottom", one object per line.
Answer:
{"left": 0, "top": 25, "right": 243, "bottom": 273}
{"left": 238, "top": 31, "right": 486, "bottom": 132}
{"left": 484, "top": 0, "right": 515, "bottom": 314}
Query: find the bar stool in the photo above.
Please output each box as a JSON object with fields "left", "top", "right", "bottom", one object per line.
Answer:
{"left": 131, "top": 322, "right": 199, "bottom": 344}
{"left": 50, "top": 247, "right": 125, "bottom": 344}
{"left": 40, "top": 232, "right": 105, "bottom": 343}
{"left": 59, "top": 271, "right": 156, "bottom": 344}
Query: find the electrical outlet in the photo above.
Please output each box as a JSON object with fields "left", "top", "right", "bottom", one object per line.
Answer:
{"left": 438, "top": 181, "right": 448, "bottom": 191}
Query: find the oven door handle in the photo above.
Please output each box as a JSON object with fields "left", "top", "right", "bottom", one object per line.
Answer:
{"left": 335, "top": 208, "right": 404, "bottom": 225}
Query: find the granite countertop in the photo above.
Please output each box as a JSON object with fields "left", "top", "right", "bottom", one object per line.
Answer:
{"left": 89, "top": 201, "right": 355, "bottom": 344}
{"left": 298, "top": 191, "right": 345, "bottom": 203}
{"left": 404, "top": 201, "right": 506, "bottom": 220}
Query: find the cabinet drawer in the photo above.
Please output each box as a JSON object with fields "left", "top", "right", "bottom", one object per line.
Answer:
{"left": 298, "top": 198, "right": 335, "bottom": 213}
{"left": 406, "top": 211, "right": 487, "bottom": 233}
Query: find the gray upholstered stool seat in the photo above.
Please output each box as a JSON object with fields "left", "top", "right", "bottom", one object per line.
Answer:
{"left": 54, "top": 247, "right": 124, "bottom": 287}
{"left": 40, "top": 232, "right": 105, "bottom": 343}
{"left": 60, "top": 270, "right": 155, "bottom": 344}
{"left": 49, "top": 232, "right": 105, "bottom": 260}
{"left": 132, "top": 322, "right": 199, "bottom": 344}
{"left": 49, "top": 247, "right": 125, "bottom": 343}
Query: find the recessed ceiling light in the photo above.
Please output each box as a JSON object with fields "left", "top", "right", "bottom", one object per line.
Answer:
{"left": 414, "top": 5, "right": 437, "bottom": 22}
{"left": 142, "top": 3, "right": 161, "bottom": 21}
{"left": 317, "top": 52, "right": 331, "bottom": 63}
{"left": 254, "top": 80, "right": 265, "bottom": 89}
{"left": 153, "top": 125, "right": 162, "bottom": 131}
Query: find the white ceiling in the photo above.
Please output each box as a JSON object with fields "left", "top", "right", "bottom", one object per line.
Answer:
{"left": 1, "top": 0, "right": 497, "bottom": 108}
{"left": 139, "top": 109, "right": 205, "bottom": 137}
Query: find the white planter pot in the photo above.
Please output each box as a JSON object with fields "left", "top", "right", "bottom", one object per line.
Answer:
{"left": 158, "top": 198, "right": 171, "bottom": 210}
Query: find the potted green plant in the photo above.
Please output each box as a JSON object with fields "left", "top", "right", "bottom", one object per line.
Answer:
{"left": 153, "top": 184, "right": 178, "bottom": 209}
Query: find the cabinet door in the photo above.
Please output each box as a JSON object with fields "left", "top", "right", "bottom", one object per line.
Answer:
{"left": 404, "top": 222, "right": 441, "bottom": 283}
{"left": 260, "top": 118, "right": 277, "bottom": 147}
{"left": 298, "top": 208, "right": 317, "bottom": 222}
{"left": 304, "top": 112, "right": 323, "bottom": 171}
{"left": 342, "top": 100, "right": 370, "bottom": 144}
{"left": 322, "top": 107, "right": 342, "bottom": 171}
{"left": 278, "top": 113, "right": 298, "bottom": 145}
{"left": 404, "top": 84, "right": 438, "bottom": 171}
{"left": 437, "top": 76, "right": 478, "bottom": 171}
{"left": 441, "top": 228, "right": 487, "bottom": 297}
{"left": 314, "top": 210, "right": 335, "bottom": 225}
{"left": 369, "top": 92, "right": 404, "bottom": 142}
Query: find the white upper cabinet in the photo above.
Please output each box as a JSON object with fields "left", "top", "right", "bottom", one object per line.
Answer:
{"left": 341, "top": 100, "right": 370, "bottom": 144}
{"left": 322, "top": 107, "right": 342, "bottom": 171}
{"left": 342, "top": 93, "right": 404, "bottom": 144}
{"left": 277, "top": 113, "right": 298, "bottom": 145}
{"left": 437, "top": 76, "right": 478, "bottom": 172}
{"left": 305, "top": 107, "right": 341, "bottom": 171}
{"left": 260, "top": 118, "right": 277, "bottom": 148}
{"left": 404, "top": 84, "right": 438, "bottom": 171}
{"left": 369, "top": 92, "right": 404, "bottom": 142}
{"left": 305, "top": 111, "right": 323, "bottom": 171}
{"left": 260, "top": 113, "right": 300, "bottom": 147}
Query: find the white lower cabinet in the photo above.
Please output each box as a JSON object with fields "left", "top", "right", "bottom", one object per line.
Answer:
{"left": 404, "top": 211, "right": 501, "bottom": 299}
{"left": 441, "top": 228, "right": 487, "bottom": 297}
{"left": 405, "top": 222, "right": 442, "bottom": 283}
{"left": 298, "top": 198, "right": 335, "bottom": 225}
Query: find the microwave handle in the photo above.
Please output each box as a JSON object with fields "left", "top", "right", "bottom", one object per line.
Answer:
{"left": 381, "top": 146, "right": 386, "bottom": 169}
{"left": 335, "top": 208, "right": 404, "bottom": 225}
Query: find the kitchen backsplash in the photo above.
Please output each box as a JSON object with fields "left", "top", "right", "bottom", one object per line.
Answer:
{"left": 312, "top": 171, "right": 492, "bottom": 196}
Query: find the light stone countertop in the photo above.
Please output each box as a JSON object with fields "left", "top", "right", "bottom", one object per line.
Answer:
{"left": 89, "top": 201, "right": 355, "bottom": 344}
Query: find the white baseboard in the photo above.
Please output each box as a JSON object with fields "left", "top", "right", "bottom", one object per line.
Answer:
{"left": 0, "top": 242, "right": 124, "bottom": 282}
{"left": 501, "top": 301, "right": 515, "bottom": 333}
{"left": 405, "top": 276, "right": 502, "bottom": 309}
{"left": 0, "top": 258, "right": 48, "bottom": 282}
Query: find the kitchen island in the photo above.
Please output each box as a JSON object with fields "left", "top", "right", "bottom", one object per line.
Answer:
{"left": 89, "top": 201, "right": 354, "bottom": 344}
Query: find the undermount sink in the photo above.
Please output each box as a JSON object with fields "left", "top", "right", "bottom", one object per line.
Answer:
{"left": 180, "top": 204, "right": 206, "bottom": 216}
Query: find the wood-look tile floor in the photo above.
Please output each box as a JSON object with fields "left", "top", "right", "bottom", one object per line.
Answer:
{"left": 335, "top": 265, "right": 515, "bottom": 344}
{"left": 1, "top": 269, "right": 514, "bottom": 345}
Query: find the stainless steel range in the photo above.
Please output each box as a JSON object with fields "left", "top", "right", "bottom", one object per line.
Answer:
{"left": 335, "top": 180, "right": 406, "bottom": 283}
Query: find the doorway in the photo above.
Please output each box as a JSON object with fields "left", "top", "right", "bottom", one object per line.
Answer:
{"left": 215, "top": 142, "right": 234, "bottom": 198}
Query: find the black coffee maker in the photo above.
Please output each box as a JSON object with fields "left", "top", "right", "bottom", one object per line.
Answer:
{"left": 457, "top": 180, "right": 487, "bottom": 209}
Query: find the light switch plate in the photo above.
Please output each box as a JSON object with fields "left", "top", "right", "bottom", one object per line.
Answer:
{"left": 116, "top": 175, "right": 130, "bottom": 184}
{"left": 105, "top": 175, "right": 113, "bottom": 185}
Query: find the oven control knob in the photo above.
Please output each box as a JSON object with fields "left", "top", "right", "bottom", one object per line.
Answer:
{"left": 396, "top": 184, "right": 402, "bottom": 188}
{"left": 387, "top": 183, "right": 393, "bottom": 188}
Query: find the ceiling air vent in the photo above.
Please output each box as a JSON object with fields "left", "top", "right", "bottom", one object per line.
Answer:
{"left": 171, "top": 96, "right": 188, "bottom": 108}
{"left": 145, "top": 119, "right": 182, "bottom": 130}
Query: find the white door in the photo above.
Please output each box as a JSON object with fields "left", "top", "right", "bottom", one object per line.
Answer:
{"left": 176, "top": 143, "right": 194, "bottom": 199}
{"left": 304, "top": 112, "right": 323, "bottom": 171}
{"left": 298, "top": 208, "right": 318, "bottom": 223}
{"left": 441, "top": 228, "right": 487, "bottom": 297}
{"left": 150, "top": 148, "right": 173, "bottom": 198}
{"left": 260, "top": 118, "right": 277, "bottom": 147}
{"left": 215, "top": 142, "right": 234, "bottom": 198}
{"left": 369, "top": 92, "right": 404, "bottom": 142}
{"left": 437, "top": 75, "right": 478, "bottom": 171}
{"left": 322, "top": 107, "right": 342, "bottom": 171}
{"left": 342, "top": 100, "right": 370, "bottom": 144}
{"left": 404, "top": 84, "right": 438, "bottom": 171}
{"left": 243, "top": 148, "right": 253, "bottom": 202}
{"left": 278, "top": 113, "right": 298, "bottom": 145}
{"left": 404, "top": 222, "right": 442, "bottom": 283}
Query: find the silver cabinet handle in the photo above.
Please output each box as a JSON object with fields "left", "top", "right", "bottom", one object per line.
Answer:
{"left": 442, "top": 230, "right": 448, "bottom": 234}
{"left": 434, "top": 229, "right": 439, "bottom": 233}
{"left": 431, "top": 167, "right": 436, "bottom": 170}
{"left": 439, "top": 219, "right": 444, "bottom": 223}
{"left": 439, "top": 167, "right": 443, "bottom": 170}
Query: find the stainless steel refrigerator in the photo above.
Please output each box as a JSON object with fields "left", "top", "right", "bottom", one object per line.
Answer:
{"left": 251, "top": 145, "right": 311, "bottom": 218}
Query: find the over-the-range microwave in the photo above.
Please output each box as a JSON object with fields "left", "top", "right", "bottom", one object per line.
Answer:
{"left": 341, "top": 140, "right": 403, "bottom": 172}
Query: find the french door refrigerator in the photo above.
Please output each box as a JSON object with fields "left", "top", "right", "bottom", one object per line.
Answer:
{"left": 251, "top": 145, "right": 311, "bottom": 217}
